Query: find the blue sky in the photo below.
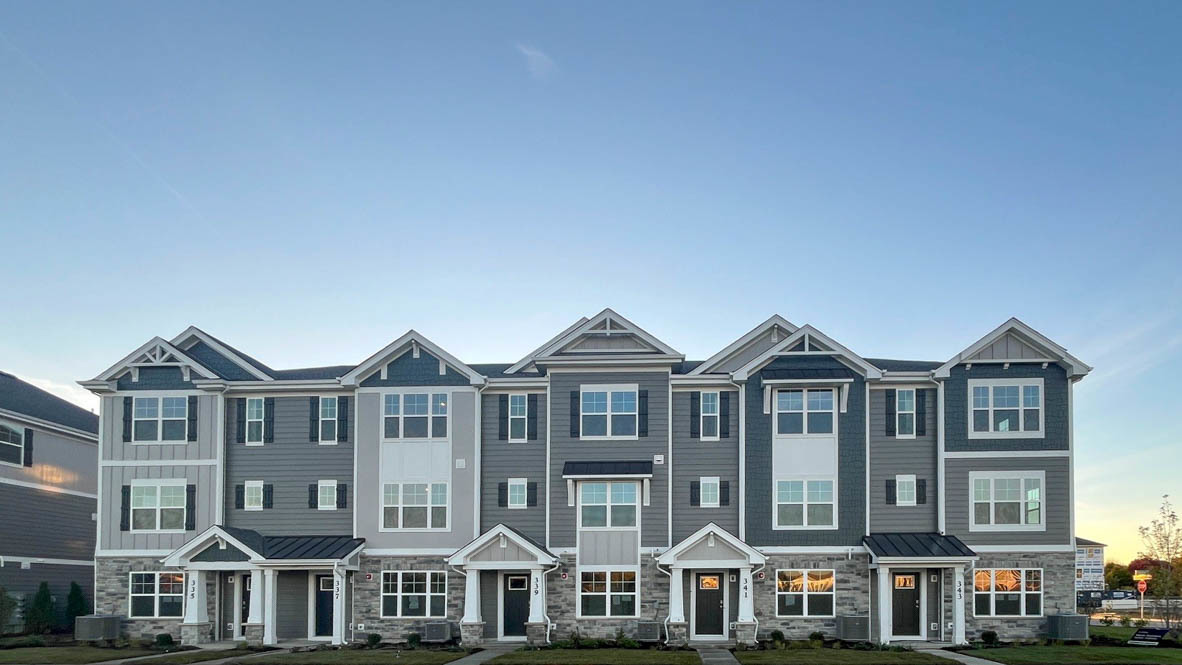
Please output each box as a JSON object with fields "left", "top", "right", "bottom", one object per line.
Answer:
{"left": 1, "top": 1, "right": 1179, "bottom": 562}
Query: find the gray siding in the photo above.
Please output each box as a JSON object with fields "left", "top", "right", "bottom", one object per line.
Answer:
{"left": 102, "top": 394, "right": 220, "bottom": 462}
{"left": 0, "top": 484, "right": 94, "bottom": 560}
{"left": 0, "top": 422, "right": 96, "bottom": 495}
{"left": 98, "top": 464, "right": 218, "bottom": 550}
{"left": 944, "top": 364, "right": 1069, "bottom": 451}
{"left": 480, "top": 570, "right": 497, "bottom": 638}
{"left": 224, "top": 395, "right": 354, "bottom": 536}
{"left": 944, "top": 457, "right": 1070, "bottom": 545}
{"left": 868, "top": 389, "right": 938, "bottom": 533}
{"left": 671, "top": 390, "right": 740, "bottom": 542}
{"left": 480, "top": 393, "right": 547, "bottom": 542}
{"left": 548, "top": 372, "right": 670, "bottom": 549}
{"left": 277, "top": 571, "right": 308, "bottom": 639}
{"left": 0, "top": 561, "right": 94, "bottom": 628}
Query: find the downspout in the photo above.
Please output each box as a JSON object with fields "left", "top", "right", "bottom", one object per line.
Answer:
{"left": 655, "top": 558, "right": 673, "bottom": 645}
{"left": 751, "top": 561, "right": 765, "bottom": 640}
{"left": 542, "top": 561, "right": 560, "bottom": 645}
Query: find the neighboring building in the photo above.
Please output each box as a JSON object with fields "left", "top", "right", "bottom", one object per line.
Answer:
{"left": 0, "top": 370, "right": 98, "bottom": 629}
{"left": 80, "top": 313, "right": 1089, "bottom": 646}
{"left": 1075, "top": 537, "right": 1105, "bottom": 591}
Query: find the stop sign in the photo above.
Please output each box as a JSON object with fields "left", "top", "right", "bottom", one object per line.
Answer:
{"left": 1137, "top": 580, "right": 1148, "bottom": 593}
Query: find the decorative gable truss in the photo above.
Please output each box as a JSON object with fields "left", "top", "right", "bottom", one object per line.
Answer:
{"left": 503, "top": 308, "right": 683, "bottom": 374}
{"left": 339, "top": 330, "right": 486, "bottom": 387}
{"left": 84, "top": 336, "right": 219, "bottom": 388}
{"left": 934, "top": 318, "right": 1091, "bottom": 379}
{"left": 689, "top": 314, "right": 798, "bottom": 375}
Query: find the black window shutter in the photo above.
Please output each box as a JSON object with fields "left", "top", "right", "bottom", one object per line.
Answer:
{"left": 689, "top": 392, "right": 701, "bottom": 439}
{"left": 569, "top": 391, "right": 579, "bottom": 438}
{"left": 337, "top": 397, "right": 349, "bottom": 442}
{"left": 719, "top": 392, "right": 730, "bottom": 438}
{"left": 185, "top": 484, "right": 196, "bottom": 530}
{"left": 498, "top": 395, "right": 509, "bottom": 440}
{"left": 336, "top": 483, "right": 347, "bottom": 509}
{"left": 885, "top": 389, "right": 897, "bottom": 437}
{"left": 885, "top": 479, "right": 897, "bottom": 505}
{"left": 22, "top": 429, "right": 33, "bottom": 467}
{"left": 498, "top": 482, "right": 508, "bottom": 507}
{"left": 308, "top": 484, "right": 317, "bottom": 508}
{"left": 527, "top": 482, "right": 538, "bottom": 507}
{"left": 527, "top": 394, "right": 538, "bottom": 441}
{"left": 263, "top": 397, "right": 276, "bottom": 443}
{"left": 263, "top": 484, "right": 274, "bottom": 509}
{"left": 309, "top": 397, "right": 320, "bottom": 442}
{"left": 187, "top": 396, "right": 198, "bottom": 442}
{"left": 236, "top": 398, "right": 247, "bottom": 444}
{"left": 122, "top": 396, "right": 133, "bottom": 442}
{"left": 916, "top": 479, "right": 927, "bottom": 505}
{"left": 916, "top": 390, "right": 927, "bottom": 436}
{"left": 720, "top": 481, "right": 730, "bottom": 506}
{"left": 690, "top": 481, "right": 701, "bottom": 507}
{"left": 638, "top": 390, "right": 649, "bottom": 437}
{"left": 235, "top": 485, "right": 245, "bottom": 509}
{"left": 120, "top": 485, "right": 131, "bottom": 531}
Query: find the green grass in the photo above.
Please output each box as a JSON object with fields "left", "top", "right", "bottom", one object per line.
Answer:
{"left": 968, "top": 646, "right": 1182, "bottom": 665}
{"left": 0, "top": 646, "right": 159, "bottom": 664}
{"left": 1090, "top": 626, "right": 1140, "bottom": 642}
{"left": 733, "top": 648, "right": 954, "bottom": 664}
{"left": 137, "top": 648, "right": 270, "bottom": 664}
{"left": 489, "top": 648, "right": 700, "bottom": 665}
{"left": 238, "top": 649, "right": 468, "bottom": 665}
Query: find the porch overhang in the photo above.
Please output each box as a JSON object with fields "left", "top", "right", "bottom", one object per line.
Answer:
{"left": 447, "top": 523, "right": 558, "bottom": 569}
{"left": 658, "top": 522, "right": 766, "bottom": 567}
{"left": 162, "top": 525, "right": 364, "bottom": 570}
{"left": 863, "top": 533, "right": 977, "bottom": 566}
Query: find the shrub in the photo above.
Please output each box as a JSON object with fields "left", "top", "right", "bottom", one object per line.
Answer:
{"left": 154, "top": 633, "right": 175, "bottom": 648}
{"left": 615, "top": 631, "right": 640, "bottom": 649}
{"left": 769, "top": 629, "right": 786, "bottom": 644}
{"left": 808, "top": 631, "right": 825, "bottom": 642}
{"left": 405, "top": 632, "right": 421, "bottom": 648}
{"left": 0, "top": 586, "right": 17, "bottom": 635}
{"left": 1101, "top": 617, "right": 1115, "bottom": 626}
{"left": 1135, "top": 619, "right": 1149, "bottom": 628}
{"left": 24, "top": 583, "right": 55, "bottom": 634}
{"left": 981, "top": 630, "right": 1000, "bottom": 647}
{"left": 66, "top": 582, "right": 87, "bottom": 627}
{"left": 1, "top": 636, "right": 46, "bottom": 649}
{"left": 367, "top": 633, "right": 382, "bottom": 648}
{"left": 1120, "top": 615, "right": 1132, "bottom": 627}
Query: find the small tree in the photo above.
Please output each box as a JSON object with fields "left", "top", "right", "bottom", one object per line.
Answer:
{"left": 1105, "top": 562, "right": 1133, "bottom": 589}
{"left": 24, "top": 582, "right": 55, "bottom": 634}
{"left": 66, "top": 582, "right": 87, "bottom": 626}
{"left": 1138, "top": 495, "right": 1182, "bottom": 628}
{"left": 0, "top": 585, "right": 17, "bottom": 633}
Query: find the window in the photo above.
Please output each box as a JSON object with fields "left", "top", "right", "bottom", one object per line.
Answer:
{"left": 970, "top": 471, "right": 1044, "bottom": 531}
{"left": 131, "top": 482, "right": 186, "bottom": 531}
{"left": 507, "top": 575, "right": 528, "bottom": 591}
{"left": 974, "top": 569, "right": 1042, "bottom": 617}
{"left": 0, "top": 420, "right": 24, "bottom": 466}
{"left": 969, "top": 379, "right": 1043, "bottom": 438}
{"left": 775, "top": 479, "right": 835, "bottom": 528}
{"left": 508, "top": 478, "right": 527, "bottom": 510}
{"left": 133, "top": 396, "right": 187, "bottom": 442}
{"left": 775, "top": 389, "right": 834, "bottom": 435}
{"left": 509, "top": 394, "right": 528, "bottom": 442}
{"left": 246, "top": 398, "right": 264, "bottom": 445}
{"left": 579, "top": 481, "right": 637, "bottom": 528}
{"left": 776, "top": 569, "right": 835, "bottom": 617}
{"left": 700, "top": 477, "right": 720, "bottom": 508}
{"left": 701, "top": 392, "right": 719, "bottom": 440}
{"left": 129, "top": 572, "right": 184, "bottom": 618}
{"left": 318, "top": 480, "right": 337, "bottom": 510}
{"left": 579, "top": 570, "right": 637, "bottom": 617}
{"left": 896, "top": 474, "right": 917, "bottom": 507}
{"left": 896, "top": 389, "right": 915, "bottom": 438}
{"left": 244, "top": 480, "right": 264, "bottom": 511}
{"left": 382, "top": 483, "right": 448, "bottom": 529}
{"left": 581, "top": 385, "right": 637, "bottom": 439}
{"left": 380, "top": 571, "right": 446, "bottom": 618}
{"left": 383, "top": 392, "right": 448, "bottom": 439}
{"left": 319, "top": 397, "right": 338, "bottom": 443}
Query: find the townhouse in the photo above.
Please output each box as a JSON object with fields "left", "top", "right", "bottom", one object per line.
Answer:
{"left": 80, "top": 311, "right": 1088, "bottom": 646}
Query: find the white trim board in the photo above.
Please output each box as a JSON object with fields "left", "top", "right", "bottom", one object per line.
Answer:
{"left": 0, "top": 477, "right": 97, "bottom": 498}
{"left": 0, "top": 555, "right": 94, "bottom": 567}
{"left": 944, "top": 450, "right": 1069, "bottom": 458}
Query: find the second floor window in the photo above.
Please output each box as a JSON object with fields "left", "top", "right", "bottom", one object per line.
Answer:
{"left": 896, "top": 389, "right": 916, "bottom": 437}
{"left": 244, "top": 481, "right": 264, "bottom": 511}
{"left": 383, "top": 392, "right": 448, "bottom": 440}
{"left": 0, "top": 420, "right": 24, "bottom": 466}
{"left": 132, "top": 483, "right": 186, "bottom": 531}
{"left": 246, "top": 398, "right": 264, "bottom": 444}
{"left": 896, "top": 474, "right": 917, "bottom": 506}
{"left": 775, "top": 479, "right": 835, "bottom": 528}
{"left": 699, "top": 477, "right": 720, "bottom": 508}
{"left": 580, "top": 481, "right": 637, "bottom": 528}
{"left": 971, "top": 472, "right": 1043, "bottom": 530}
{"left": 134, "top": 396, "right": 187, "bottom": 442}
{"left": 775, "top": 389, "right": 834, "bottom": 435}
{"left": 701, "top": 392, "right": 719, "bottom": 440}
{"left": 508, "top": 478, "right": 528, "bottom": 509}
{"left": 970, "top": 380, "right": 1042, "bottom": 437}
{"left": 382, "top": 482, "right": 448, "bottom": 529}
{"left": 509, "top": 394, "right": 528, "bottom": 442}
{"left": 319, "top": 397, "right": 338, "bottom": 443}
{"left": 317, "top": 480, "right": 338, "bottom": 510}
{"left": 581, "top": 386, "right": 637, "bottom": 439}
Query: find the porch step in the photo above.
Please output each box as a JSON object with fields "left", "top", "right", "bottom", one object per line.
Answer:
{"left": 694, "top": 647, "right": 741, "bottom": 665}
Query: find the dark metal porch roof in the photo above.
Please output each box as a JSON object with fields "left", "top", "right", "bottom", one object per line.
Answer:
{"left": 863, "top": 533, "right": 976, "bottom": 559}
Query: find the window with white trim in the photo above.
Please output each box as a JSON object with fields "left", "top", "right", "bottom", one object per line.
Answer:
{"left": 244, "top": 480, "right": 264, "bottom": 511}
{"left": 581, "top": 385, "right": 637, "bottom": 439}
{"left": 974, "top": 568, "right": 1042, "bottom": 616}
{"left": 775, "top": 569, "right": 835, "bottom": 617}
{"left": 383, "top": 392, "right": 448, "bottom": 439}
{"left": 969, "top": 379, "right": 1043, "bottom": 437}
{"left": 381, "top": 571, "right": 446, "bottom": 617}
{"left": 245, "top": 398, "right": 264, "bottom": 444}
{"left": 129, "top": 572, "right": 184, "bottom": 618}
{"left": 701, "top": 391, "right": 719, "bottom": 440}
{"left": 508, "top": 478, "right": 527, "bottom": 509}
{"left": 319, "top": 397, "right": 338, "bottom": 443}
{"left": 896, "top": 389, "right": 915, "bottom": 438}
{"left": 382, "top": 482, "right": 448, "bottom": 529}
{"left": 896, "top": 474, "right": 917, "bottom": 507}
{"left": 0, "top": 420, "right": 24, "bottom": 466}
{"left": 700, "top": 477, "right": 720, "bottom": 508}
{"left": 131, "top": 482, "right": 186, "bottom": 531}
{"left": 579, "top": 481, "right": 637, "bottom": 528}
{"left": 133, "top": 396, "right": 188, "bottom": 442}
{"left": 509, "top": 394, "right": 527, "bottom": 442}
{"left": 970, "top": 471, "right": 1044, "bottom": 530}
{"left": 317, "top": 480, "right": 337, "bottom": 510}
{"left": 579, "top": 570, "right": 637, "bottom": 617}
{"left": 775, "top": 479, "right": 834, "bottom": 528}
{"left": 775, "top": 389, "right": 834, "bottom": 435}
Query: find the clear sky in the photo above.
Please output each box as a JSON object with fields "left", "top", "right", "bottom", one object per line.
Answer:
{"left": 1, "top": 1, "right": 1179, "bottom": 564}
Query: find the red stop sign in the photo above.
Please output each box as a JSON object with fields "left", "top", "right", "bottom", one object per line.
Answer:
{"left": 1137, "top": 580, "right": 1148, "bottom": 593}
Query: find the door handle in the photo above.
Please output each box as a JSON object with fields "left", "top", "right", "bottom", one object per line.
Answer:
{"left": 719, "top": 600, "right": 724, "bottom": 608}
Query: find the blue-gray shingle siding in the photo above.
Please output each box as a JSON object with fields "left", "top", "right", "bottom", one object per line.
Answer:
{"left": 115, "top": 366, "right": 195, "bottom": 391}
{"left": 359, "top": 350, "right": 471, "bottom": 387}
{"left": 944, "top": 363, "right": 1068, "bottom": 451}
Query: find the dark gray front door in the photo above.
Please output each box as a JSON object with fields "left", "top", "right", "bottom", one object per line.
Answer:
{"left": 892, "top": 573, "right": 920, "bottom": 636}
{"left": 315, "top": 575, "right": 333, "bottom": 637}
{"left": 695, "top": 573, "right": 725, "bottom": 637}
{"left": 503, "top": 575, "right": 529, "bottom": 637}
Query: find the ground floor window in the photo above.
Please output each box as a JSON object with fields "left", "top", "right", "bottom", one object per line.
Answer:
{"left": 129, "top": 572, "right": 184, "bottom": 618}
{"left": 775, "top": 569, "right": 835, "bottom": 617}
{"left": 381, "top": 571, "right": 446, "bottom": 618}
{"left": 579, "top": 569, "right": 637, "bottom": 617}
{"left": 973, "top": 568, "right": 1042, "bottom": 616}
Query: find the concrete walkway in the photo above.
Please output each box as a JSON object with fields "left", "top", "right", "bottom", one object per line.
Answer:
{"left": 449, "top": 644, "right": 520, "bottom": 665}
{"left": 693, "top": 647, "right": 741, "bottom": 665}
{"left": 914, "top": 646, "right": 998, "bottom": 665}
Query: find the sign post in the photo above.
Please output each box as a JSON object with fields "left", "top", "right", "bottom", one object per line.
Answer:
{"left": 1137, "top": 579, "right": 1148, "bottom": 619}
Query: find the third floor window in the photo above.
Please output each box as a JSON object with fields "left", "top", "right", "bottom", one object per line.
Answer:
{"left": 775, "top": 389, "right": 834, "bottom": 436}
{"left": 383, "top": 392, "right": 448, "bottom": 440}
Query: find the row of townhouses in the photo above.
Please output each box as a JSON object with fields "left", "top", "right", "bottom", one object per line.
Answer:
{"left": 78, "top": 310, "right": 1089, "bottom": 647}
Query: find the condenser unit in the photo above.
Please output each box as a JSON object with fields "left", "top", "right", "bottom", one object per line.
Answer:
{"left": 636, "top": 621, "right": 662, "bottom": 642}
{"left": 422, "top": 621, "right": 453, "bottom": 643}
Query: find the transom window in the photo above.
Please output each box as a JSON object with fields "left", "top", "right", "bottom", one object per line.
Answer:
{"left": 701, "top": 392, "right": 719, "bottom": 440}
{"left": 776, "top": 569, "right": 835, "bottom": 617}
{"left": 581, "top": 385, "right": 637, "bottom": 439}
{"left": 580, "top": 481, "right": 637, "bottom": 528}
{"left": 896, "top": 389, "right": 916, "bottom": 437}
{"left": 133, "top": 396, "right": 187, "bottom": 442}
{"left": 969, "top": 380, "right": 1042, "bottom": 438}
{"left": 383, "top": 392, "right": 448, "bottom": 439}
{"left": 319, "top": 397, "right": 338, "bottom": 443}
{"left": 896, "top": 474, "right": 917, "bottom": 507}
{"left": 246, "top": 398, "right": 264, "bottom": 444}
{"left": 131, "top": 482, "right": 186, "bottom": 531}
{"left": 700, "top": 476, "right": 720, "bottom": 508}
{"left": 244, "top": 480, "right": 264, "bottom": 511}
{"left": 508, "top": 478, "right": 527, "bottom": 509}
{"left": 775, "top": 479, "right": 835, "bottom": 528}
{"left": 317, "top": 480, "right": 337, "bottom": 510}
{"left": 129, "top": 572, "right": 184, "bottom": 618}
{"left": 775, "top": 389, "right": 834, "bottom": 435}
{"left": 381, "top": 571, "right": 446, "bottom": 618}
{"left": 0, "top": 420, "right": 24, "bottom": 466}
{"left": 382, "top": 482, "right": 448, "bottom": 529}
{"left": 974, "top": 569, "right": 1042, "bottom": 616}
{"left": 971, "top": 471, "right": 1043, "bottom": 531}
{"left": 579, "top": 570, "right": 637, "bottom": 617}
{"left": 509, "top": 394, "right": 528, "bottom": 441}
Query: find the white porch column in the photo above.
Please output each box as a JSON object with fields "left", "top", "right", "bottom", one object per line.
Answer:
{"left": 247, "top": 570, "right": 264, "bottom": 624}
{"left": 528, "top": 568, "right": 546, "bottom": 623}
{"left": 183, "top": 571, "right": 208, "bottom": 624}
{"left": 952, "top": 566, "right": 966, "bottom": 645}
{"left": 738, "top": 566, "right": 755, "bottom": 622}
{"left": 877, "top": 566, "right": 892, "bottom": 644}
{"left": 461, "top": 569, "right": 481, "bottom": 623}
{"left": 668, "top": 567, "right": 685, "bottom": 623}
{"left": 331, "top": 568, "right": 346, "bottom": 645}
{"left": 263, "top": 569, "right": 278, "bottom": 646}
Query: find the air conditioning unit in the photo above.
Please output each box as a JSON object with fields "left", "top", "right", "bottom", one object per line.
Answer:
{"left": 636, "top": 621, "right": 662, "bottom": 642}
{"left": 422, "top": 621, "right": 452, "bottom": 643}
{"left": 1047, "top": 614, "right": 1088, "bottom": 641}
{"left": 836, "top": 616, "right": 869, "bottom": 641}
{"left": 75, "top": 615, "right": 123, "bottom": 641}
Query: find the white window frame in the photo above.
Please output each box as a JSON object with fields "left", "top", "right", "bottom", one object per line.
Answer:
{"left": 131, "top": 394, "right": 189, "bottom": 444}
{"left": 774, "top": 569, "right": 836, "bottom": 618}
{"left": 245, "top": 397, "right": 264, "bottom": 445}
{"left": 128, "top": 571, "right": 185, "bottom": 618}
{"left": 380, "top": 482, "right": 449, "bottom": 531}
{"left": 968, "top": 378, "right": 1044, "bottom": 439}
{"left": 774, "top": 388, "right": 836, "bottom": 437}
{"left": 973, "top": 568, "right": 1043, "bottom": 617}
{"left": 508, "top": 394, "right": 528, "bottom": 443}
{"left": 244, "top": 480, "right": 264, "bottom": 511}
{"left": 773, "top": 478, "right": 837, "bottom": 530}
{"left": 579, "top": 384, "right": 639, "bottom": 441}
{"left": 319, "top": 396, "right": 338, "bottom": 445}
{"left": 896, "top": 474, "right": 917, "bottom": 507}
{"left": 578, "top": 481, "right": 639, "bottom": 530}
{"left": 317, "top": 480, "right": 338, "bottom": 511}
{"left": 0, "top": 419, "right": 25, "bottom": 467}
{"left": 381, "top": 390, "right": 450, "bottom": 441}
{"left": 700, "top": 391, "right": 720, "bottom": 441}
{"left": 379, "top": 571, "right": 447, "bottom": 618}
{"left": 699, "top": 476, "right": 720, "bottom": 508}
{"left": 896, "top": 389, "right": 916, "bottom": 439}
{"left": 507, "top": 478, "right": 528, "bottom": 510}
{"left": 129, "top": 479, "right": 187, "bottom": 533}
{"left": 969, "top": 470, "right": 1046, "bottom": 532}
{"left": 576, "top": 566, "right": 639, "bottom": 618}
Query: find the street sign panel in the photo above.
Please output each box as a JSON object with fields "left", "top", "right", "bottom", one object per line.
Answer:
{"left": 1137, "top": 580, "right": 1148, "bottom": 593}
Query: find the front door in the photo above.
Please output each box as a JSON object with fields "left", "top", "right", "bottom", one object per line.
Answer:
{"left": 694, "top": 573, "right": 725, "bottom": 638}
{"left": 314, "top": 575, "right": 333, "bottom": 637}
{"left": 892, "top": 572, "right": 920, "bottom": 637}
{"left": 502, "top": 575, "right": 529, "bottom": 638}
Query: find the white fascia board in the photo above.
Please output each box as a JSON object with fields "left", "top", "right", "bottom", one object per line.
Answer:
{"left": 538, "top": 355, "right": 684, "bottom": 368}
{"left": 933, "top": 318, "right": 1092, "bottom": 379}
{"left": 483, "top": 380, "right": 549, "bottom": 391}
{"left": 506, "top": 309, "right": 683, "bottom": 376}
{"left": 214, "top": 381, "right": 349, "bottom": 393}
{"left": 689, "top": 314, "right": 798, "bottom": 375}
{"left": 93, "top": 337, "right": 219, "bottom": 382}
{"left": 447, "top": 524, "right": 556, "bottom": 566}
{"left": 170, "top": 327, "right": 273, "bottom": 381}
{"left": 872, "top": 556, "right": 978, "bottom": 566}
{"left": 658, "top": 522, "right": 766, "bottom": 565}
{"left": 340, "top": 330, "right": 485, "bottom": 387}
{"left": 161, "top": 525, "right": 265, "bottom": 566}
{"left": 732, "top": 325, "right": 882, "bottom": 381}
{"left": 503, "top": 316, "right": 590, "bottom": 375}
{"left": 0, "top": 408, "right": 98, "bottom": 443}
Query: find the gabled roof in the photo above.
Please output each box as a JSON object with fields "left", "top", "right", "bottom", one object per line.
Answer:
{"left": 447, "top": 523, "right": 557, "bottom": 567}
{"left": 163, "top": 525, "right": 364, "bottom": 566}
{"left": 171, "top": 327, "right": 274, "bottom": 381}
{"left": 0, "top": 371, "right": 98, "bottom": 436}
{"left": 732, "top": 324, "right": 882, "bottom": 381}
{"left": 503, "top": 309, "right": 682, "bottom": 375}
{"left": 689, "top": 315, "right": 798, "bottom": 375}
{"left": 90, "top": 337, "right": 220, "bottom": 383}
{"left": 934, "top": 318, "right": 1091, "bottom": 379}
{"left": 339, "top": 330, "right": 484, "bottom": 386}
{"left": 657, "top": 522, "right": 766, "bottom": 566}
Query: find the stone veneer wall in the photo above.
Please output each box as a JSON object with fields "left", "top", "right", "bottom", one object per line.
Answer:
{"left": 753, "top": 553, "right": 872, "bottom": 640}
{"left": 95, "top": 557, "right": 215, "bottom": 641}
{"left": 354, "top": 556, "right": 464, "bottom": 642}
{"left": 963, "top": 551, "right": 1075, "bottom": 641}
{"left": 547, "top": 554, "right": 668, "bottom": 640}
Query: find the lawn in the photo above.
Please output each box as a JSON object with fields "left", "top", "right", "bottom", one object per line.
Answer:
{"left": 139, "top": 648, "right": 270, "bottom": 664}
{"left": 489, "top": 648, "right": 700, "bottom": 665}
{"left": 1090, "top": 626, "right": 1140, "bottom": 642}
{"left": 733, "top": 649, "right": 954, "bottom": 664}
{"left": 968, "top": 646, "right": 1182, "bottom": 665}
{"left": 238, "top": 649, "right": 468, "bottom": 665}
{"left": 0, "top": 645, "right": 158, "bottom": 664}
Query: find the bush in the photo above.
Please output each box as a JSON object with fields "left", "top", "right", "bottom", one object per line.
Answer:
{"left": 366, "top": 633, "right": 382, "bottom": 648}
{"left": 1, "top": 636, "right": 46, "bottom": 649}
{"left": 1101, "top": 617, "right": 1115, "bottom": 626}
{"left": 155, "top": 633, "right": 175, "bottom": 648}
{"left": 769, "top": 629, "right": 786, "bottom": 644}
{"left": 0, "top": 586, "right": 17, "bottom": 635}
{"left": 615, "top": 630, "right": 640, "bottom": 649}
{"left": 405, "top": 632, "right": 421, "bottom": 648}
{"left": 981, "top": 630, "right": 1000, "bottom": 647}
{"left": 66, "top": 582, "right": 87, "bottom": 626}
{"left": 1120, "top": 615, "right": 1132, "bottom": 627}
{"left": 24, "top": 583, "right": 55, "bottom": 634}
{"left": 1135, "top": 619, "right": 1149, "bottom": 628}
{"left": 808, "top": 631, "right": 825, "bottom": 642}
